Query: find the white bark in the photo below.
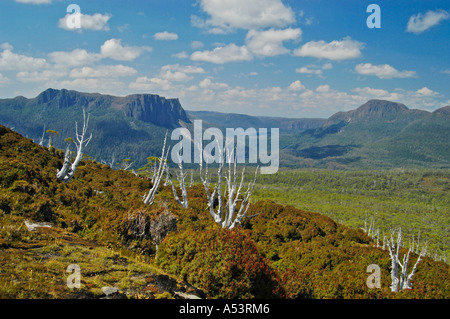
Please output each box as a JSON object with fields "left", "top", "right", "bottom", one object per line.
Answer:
{"left": 363, "top": 213, "right": 368, "bottom": 233}
{"left": 199, "top": 140, "right": 258, "bottom": 229}
{"left": 119, "top": 159, "right": 133, "bottom": 170}
{"left": 199, "top": 140, "right": 224, "bottom": 225}
{"left": 375, "top": 228, "right": 379, "bottom": 248}
{"left": 56, "top": 109, "right": 92, "bottom": 183}
{"left": 387, "top": 228, "right": 427, "bottom": 292}
{"left": 102, "top": 152, "right": 116, "bottom": 169}
{"left": 151, "top": 160, "right": 158, "bottom": 184}
{"left": 167, "top": 153, "right": 188, "bottom": 208}
{"left": 39, "top": 125, "right": 46, "bottom": 146}
{"left": 368, "top": 217, "right": 374, "bottom": 237}
{"left": 56, "top": 144, "right": 72, "bottom": 180}
{"left": 143, "top": 132, "right": 169, "bottom": 205}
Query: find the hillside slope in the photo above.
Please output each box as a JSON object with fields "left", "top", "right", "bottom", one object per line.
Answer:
{"left": 0, "top": 124, "right": 448, "bottom": 299}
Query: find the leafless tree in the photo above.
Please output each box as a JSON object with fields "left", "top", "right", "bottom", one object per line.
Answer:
{"left": 167, "top": 153, "right": 188, "bottom": 208}
{"left": 143, "top": 132, "right": 169, "bottom": 205}
{"left": 101, "top": 152, "right": 116, "bottom": 169}
{"left": 56, "top": 109, "right": 92, "bottom": 183}
{"left": 386, "top": 228, "right": 427, "bottom": 292}
{"left": 199, "top": 140, "right": 258, "bottom": 229}
{"left": 39, "top": 125, "right": 46, "bottom": 146}
{"left": 117, "top": 158, "right": 133, "bottom": 171}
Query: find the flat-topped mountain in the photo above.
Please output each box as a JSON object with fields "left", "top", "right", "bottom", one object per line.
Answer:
{"left": 0, "top": 89, "right": 191, "bottom": 168}
{"left": 31, "top": 88, "right": 190, "bottom": 128}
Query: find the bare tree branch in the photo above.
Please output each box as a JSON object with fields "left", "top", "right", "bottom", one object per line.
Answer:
{"left": 143, "top": 132, "right": 169, "bottom": 205}
{"left": 56, "top": 109, "right": 92, "bottom": 183}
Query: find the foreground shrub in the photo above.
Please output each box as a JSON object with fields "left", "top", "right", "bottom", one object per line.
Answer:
{"left": 156, "top": 228, "right": 283, "bottom": 299}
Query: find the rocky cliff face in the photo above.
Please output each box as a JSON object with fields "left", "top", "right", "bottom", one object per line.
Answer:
{"left": 32, "top": 88, "right": 190, "bottom": 128}
{"left": 120, "top": 94, "right": 189, "bottom": 128}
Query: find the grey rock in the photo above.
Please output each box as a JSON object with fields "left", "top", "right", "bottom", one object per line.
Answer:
{"left": 101, "top": 286, "right": 119, "bottom": 296}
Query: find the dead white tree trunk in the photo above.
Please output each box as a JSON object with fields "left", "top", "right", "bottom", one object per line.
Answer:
{"left": 368, "top": 217, "right": 374, "bottom": 237}
{"left": 151, "top": 159, "right": 158, "bottom": 184}
{"left": 101, "top": 152, "right": 116, "bottom": 169}
{"left": 198, "top": 140, "right": 258, "bottom": 229}
{"left": 363, "top": 212, "right": 368, "bottom": 233}
{"left": 199, "top": 143, "right": 224, "bottom": 225}
{"left": 143, "top": 132, "right": 169, "bottom": 205}
{"left": 118, "top": 159, "right": 133, "bottom": 170}
{"left": 56, "top": 109, "right": 92, "bottom": 183}
{"left": 39, "top": 125, "right": 46, "bottom": 146}
{"left": 387, "top": 228, "right": 427, "bottom": 292}
{"left": 167, "top": 153, "right": 188, "bottom": 208}
{"left": 226, "top": 165, "right": 258, "bottom": 230}
{"left": 56, "top": 144, "right": 73, "bottom": 180}
{"left": 375, "top": 228, "right": 380, "bottom": 248}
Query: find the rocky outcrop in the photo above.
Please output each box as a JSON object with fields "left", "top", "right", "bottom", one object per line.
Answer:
{"left": 31, "top": 88, "right": 190, "bottom": 128}
{"left": 121, "top": 94, "right": 189, "bottom": 128}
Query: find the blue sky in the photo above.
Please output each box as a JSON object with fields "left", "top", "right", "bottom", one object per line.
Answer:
{"left": 0, "top": 0, "right": 449, "bottom": 118}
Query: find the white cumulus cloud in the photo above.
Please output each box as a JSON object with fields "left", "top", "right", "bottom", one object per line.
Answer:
{"left": 100, "top": 39, "right": 152, "bottom": 61}
{"left": 159, "top": 64, "right": 206, "bottom": 82}
{"left": 49, "top": 49, "right": 102, "bottom": 68}
{"left": 406, "top": 10, "right": 449, "bottom": 34}
{"left": 355, "top": 63, "right": 416, "bottom": 79}
{"left": 315, "top": 85, "right": 330, "bottom": 93}
{"left": 199, "top": 78, "right": 229, "bottom": 90}
{"left": 288, "top": 80, "right": 305, "bottom": 91}
{"left": 129, "top": 76, "right": 174, "bottom": 92}
{"left": 194, "top": 0, "right": 296, "bottom": 33}
{"left": 293, "top": 37, "right": 364, "bottom": 61}
{"left": 0, "top": 46, "right": 48, "bottom": 71}
{"left": 153, "top": 31, "right": 179, "bottom": 40}
{"left": 416, "top": 87, "right": 438, "bottom": 96}
{"left": 191, "top": 43, "right": 253, "bottom": 64}
{"left": 245, "top": 28, "right": 302, "bottom": 57}
{"left": 69, "top": 65, "right": 137, "bottom": 78}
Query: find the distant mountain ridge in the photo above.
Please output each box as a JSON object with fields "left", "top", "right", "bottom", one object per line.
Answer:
{"left": 0, "top": 89, "right": 448, "bottom": 170}
{"left": 187, "top": 110, "right": 326, "bottom": 134}
{"left": 325, "top": 99, "right": 430, "bottom": 126}
{"left": 281, "top": 100, "right": 449, "bottom": 169}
